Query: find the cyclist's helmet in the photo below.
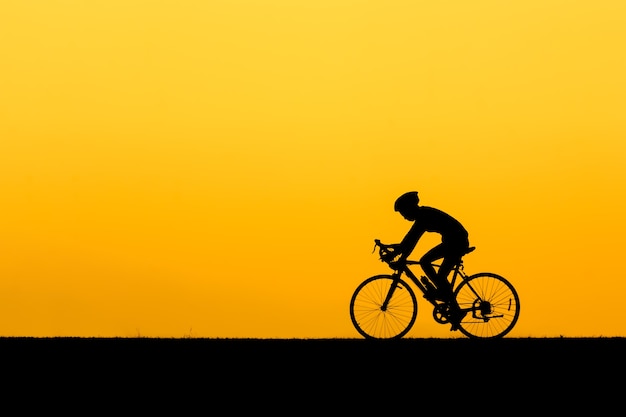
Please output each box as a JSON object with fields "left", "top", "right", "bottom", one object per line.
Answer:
{"left": 394, "top": 191, "right": 419, "bottom": 212}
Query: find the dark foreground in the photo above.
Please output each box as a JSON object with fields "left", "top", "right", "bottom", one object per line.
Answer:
{"left": 2, "top": 337, "right": 623, "bottom": 411}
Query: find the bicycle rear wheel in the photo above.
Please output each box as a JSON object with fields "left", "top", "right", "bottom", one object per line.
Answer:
{"left": 454, "top": 272, "right": 520, "bottom": 339}
{"left": 350, "top": 275, "right": 417, "bottom": 340}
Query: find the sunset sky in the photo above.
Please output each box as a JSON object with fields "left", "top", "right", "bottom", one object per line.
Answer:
{"left": 1, "top": 1, "right": 625, "bottom": 338}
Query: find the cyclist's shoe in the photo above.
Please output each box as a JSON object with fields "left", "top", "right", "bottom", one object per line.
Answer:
{"left": 449, "top": 310, "right": 467, "bottom": 331}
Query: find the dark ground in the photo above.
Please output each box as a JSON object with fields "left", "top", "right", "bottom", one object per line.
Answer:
{"left": 2, "top": 337, "right": 623, "bottom": 412}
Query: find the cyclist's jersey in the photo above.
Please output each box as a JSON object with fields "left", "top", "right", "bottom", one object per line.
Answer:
{"left": 399, "top": 206, "right": 469, "bottom": 253}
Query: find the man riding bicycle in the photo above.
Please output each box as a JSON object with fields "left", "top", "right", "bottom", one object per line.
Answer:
{"left": 382, "top": 191, "right": 470, "bottom": 330}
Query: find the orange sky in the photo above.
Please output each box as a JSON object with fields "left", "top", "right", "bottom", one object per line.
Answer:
{"left": 1, "top": 1, "right": 625, "bottom": 338}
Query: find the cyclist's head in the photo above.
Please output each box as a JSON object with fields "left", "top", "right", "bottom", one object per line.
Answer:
{"left": 394, "top": 191, "right": 419, "bottom": 218}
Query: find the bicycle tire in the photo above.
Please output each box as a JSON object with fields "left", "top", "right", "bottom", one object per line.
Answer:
{"left": 350, "top": 275, "right": 417, "bottom": 340}
{"left": 453, "top": 272, "right": 520, "bottom": 339}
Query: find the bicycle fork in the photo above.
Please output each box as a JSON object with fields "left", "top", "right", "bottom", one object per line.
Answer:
{"left": 381, "top": 274, "right": 402, "bottom": 312}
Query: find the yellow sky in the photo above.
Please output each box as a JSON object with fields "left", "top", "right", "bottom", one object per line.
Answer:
{"left": 1, "top": 1, "right": 625, "bottom": 338}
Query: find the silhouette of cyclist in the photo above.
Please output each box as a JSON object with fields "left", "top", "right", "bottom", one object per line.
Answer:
{"left": 383, "top": 191, "right": 470, "bottom": 329}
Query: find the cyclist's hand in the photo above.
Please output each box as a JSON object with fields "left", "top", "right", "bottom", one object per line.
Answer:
{"left": 380, "top": 250, "right": 396, "bottom": 262}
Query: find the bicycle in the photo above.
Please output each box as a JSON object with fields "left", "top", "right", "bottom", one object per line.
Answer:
{"left": 349, "top": 239, "right": 520, "bottom": 339}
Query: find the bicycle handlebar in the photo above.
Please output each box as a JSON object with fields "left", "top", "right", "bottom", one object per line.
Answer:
{"left": 373, "top": 239, "right": 400, "bottom": 266}
{"left": 372, "top": 239, "right": 387, "bottom": 254}
{"left": 373, "top": 239, "right": 428, "bottom": 269}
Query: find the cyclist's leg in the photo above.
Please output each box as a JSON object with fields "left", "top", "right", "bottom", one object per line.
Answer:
{"left": 420, "top": 245, "right": 451, "bottom": 297}
{"left": 433, "top": 238, "right": 470, "bottom": 299}
{"left": 422, "top": 245, "right": 467, "bottom": 330}
{"left": 442, "top": 245, "right": 476, "bottom": 329}
{"left": 419, "top": 245, "right": 442, "bottom": 279}
{"left": 435, "top": 255, "right": 458, "bottom": 300}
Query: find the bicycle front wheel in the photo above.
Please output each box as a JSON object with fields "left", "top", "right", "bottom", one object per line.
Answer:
{"left": 454, "top": 272, "right": 520, "bottom": 339}
{"left": 350, "top": 275, "right": 417, "bottom": 340}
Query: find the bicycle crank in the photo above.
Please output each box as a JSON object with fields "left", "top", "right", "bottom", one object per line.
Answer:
{"left": 432, "top": 304, "right": 451, "bottom": 324}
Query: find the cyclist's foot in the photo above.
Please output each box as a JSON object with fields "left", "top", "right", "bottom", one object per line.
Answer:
{"left": 449, "top": 310, "right": 467, "bottom": 331}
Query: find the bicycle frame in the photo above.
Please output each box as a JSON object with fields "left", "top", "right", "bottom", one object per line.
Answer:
{"left": 385, "top": 260, "right": 466, "bottom": 305}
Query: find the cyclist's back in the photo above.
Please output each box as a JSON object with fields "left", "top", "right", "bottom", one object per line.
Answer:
{"left": 402, "top": 205, "right": 469, "bottom": 250}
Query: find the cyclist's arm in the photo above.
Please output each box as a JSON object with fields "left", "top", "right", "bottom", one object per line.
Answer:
{"left": 396, "top": 223, "right": 425, "bottom": 262}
